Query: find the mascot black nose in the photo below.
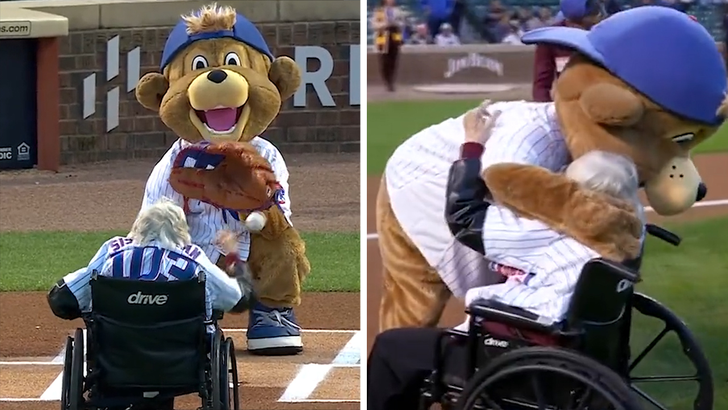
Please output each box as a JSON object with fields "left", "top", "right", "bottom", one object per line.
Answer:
{"left": 207, "top": 70, "right": 227, "bottom": 84}
{"left": 696, "top": 182, "right": 707, "bottom": 202}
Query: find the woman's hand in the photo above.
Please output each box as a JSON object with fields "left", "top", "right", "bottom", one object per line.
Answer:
{"left": 215, "top": 230, "right": 240, "bottom": 275}
{"left": 463, "top": 99, "right": 501, "bottom": 145}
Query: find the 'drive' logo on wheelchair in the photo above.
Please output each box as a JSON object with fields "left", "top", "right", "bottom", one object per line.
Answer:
{"left": 483, "top": 337, "right": 509, "bottom": 348}
{"left": 616, "top": 279, "right": 632, "bottom": 293}
{"left": 127, "top": 291, "right": 169, "bottom": 306}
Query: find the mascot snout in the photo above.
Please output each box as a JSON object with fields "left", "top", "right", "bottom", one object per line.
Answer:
{"left": 189, "top": 68, "right": 251, "bottom": 141}
{"left": 644, "top": 156, "right": 703, "bottom": 215}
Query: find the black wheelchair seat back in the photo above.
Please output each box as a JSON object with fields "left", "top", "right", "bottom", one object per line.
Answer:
{"left": 565, "top": 258, "right": 638, "bottom": 370}
{"left": 89, "top": 274, "right": 207, "bottom": 392}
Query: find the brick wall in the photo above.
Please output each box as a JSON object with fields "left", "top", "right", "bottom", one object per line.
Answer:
{"left": 57, "top": 21, "right": 360, "bottom": 164}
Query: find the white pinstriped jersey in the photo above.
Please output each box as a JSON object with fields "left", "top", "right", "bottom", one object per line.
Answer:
{"left": 384, "top": 102, "right": 571, "bottom": 298}
{"left": 61, "top": 236, "right": 243, "bottom": 320}
{"left": 456, "top": 205, "right": 645, "bottom": 327}
{"left": 142, "top": 137, "right": 292, "bottom": 264}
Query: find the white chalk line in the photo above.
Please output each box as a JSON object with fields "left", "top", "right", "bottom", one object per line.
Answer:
{"left": 223, "top": 328, "right": 358, "bottom": 334}
{"left": 0, "top": 398, "right": 57, "bottom": 402}
{"left": 41, "top": 329, "right": 87, "bottom": 401}
{"left": 278, "top": 330, "right": 361, "bottom": 403}
{"left": 0, "top": 361, "right": 62, "bottom": 366}
{"left": 283, "top": 399, "right": 361, "bottom": 403}
{"left": 3, "top": 329, "right": 359, "bottom": 366}
{"left": 365, "top": 198, "right": 728, "bottom": 241}
{"left": 0, "top": 397, "right": 362, "bottom": 403}
{"left": 3, "top": 329, "right": 361, "bottom": 403}
{"left": 332, "top": 329, "right": 362, "bottom": 365}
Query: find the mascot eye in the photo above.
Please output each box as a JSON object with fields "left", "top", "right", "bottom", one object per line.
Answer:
{"left": 192, "top": 56, "right": 209, "bottom": 71}
{"left": 224, "top": 52, "right": 241, "bottom": 66}
{"left": 672, "top": 133, "right": 695, "bottom": 145}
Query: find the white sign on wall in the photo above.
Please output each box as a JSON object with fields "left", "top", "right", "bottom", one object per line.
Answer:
{"left": 81, "top": 36, "right": 141, "bottom": 133}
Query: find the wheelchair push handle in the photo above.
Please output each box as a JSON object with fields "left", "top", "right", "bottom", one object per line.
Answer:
{"left": 645, "top": 224, "right": 681, "bottom": 246}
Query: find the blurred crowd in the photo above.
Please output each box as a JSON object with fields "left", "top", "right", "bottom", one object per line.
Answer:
{"left": 370, "top": 0, "right": 724, "bottom": 46}
{"left": 371, "top": 0, "right": 728, "bottom": 93}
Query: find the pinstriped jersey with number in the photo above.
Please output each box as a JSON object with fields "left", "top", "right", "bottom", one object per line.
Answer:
{"left": 141, "top": 137, "right": 292, "bottom": 264}
{"left": 61, "top": 237, "right": 243, "bottom": 320}
{"left": 384, "top": 102, "right": 572, "bottom": 298}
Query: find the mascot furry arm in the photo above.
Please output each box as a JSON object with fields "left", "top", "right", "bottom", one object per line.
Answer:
{"left": 483, "top": 163, "right": 643, "bottom": 260}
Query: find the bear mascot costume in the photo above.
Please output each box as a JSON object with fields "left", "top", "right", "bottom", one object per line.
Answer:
{"left": 135, "top": 3, "right": 310, "bottom": 356}
{"left": 376, "top": 6, "right": 728, "bottom": 331}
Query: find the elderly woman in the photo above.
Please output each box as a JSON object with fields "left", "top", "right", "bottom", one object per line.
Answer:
{"left": 367, "top": 105, "right": 645, "bottom": 410}
{"left": 47, "top": 197, "right": 254, "bottom": 322}
{"left": 46, "top": 198, "right": 253, "bottom": 410}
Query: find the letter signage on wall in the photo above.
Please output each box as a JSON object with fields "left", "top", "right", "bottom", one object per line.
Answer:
{"left": 82, "top": 39, "right": 359, "bottom": 132}
{"left": 444, "top": 53, "right": 504, "bottom": 79}
{"left": 82, "top": 35, "right": 141, "bottom": 133}
{"left": 293, "top": 45, "right": 360, "bottom": 108}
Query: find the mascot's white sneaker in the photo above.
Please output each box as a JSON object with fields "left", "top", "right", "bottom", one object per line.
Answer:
{"left": 247, "top": 302, "right": 303, "bottom": 355}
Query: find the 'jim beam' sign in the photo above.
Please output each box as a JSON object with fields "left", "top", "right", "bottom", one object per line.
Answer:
{"left": 444, "top": 53, "right": 504, "bottom": 79}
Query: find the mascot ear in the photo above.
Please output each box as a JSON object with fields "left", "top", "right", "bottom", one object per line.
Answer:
{"left": 135, "top": 72, "right": 169, "bottom": 112}
{"left": 717, "top": 93, "right": 728, "bottom": 118}
{"left": 579, "top": 83, "right": 645, "bottom": 127}
{"left": 269, "top": 56, "right": 302, "bottom": 102}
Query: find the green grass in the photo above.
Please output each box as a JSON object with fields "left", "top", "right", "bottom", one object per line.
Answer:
{"left": 367, "top": 99, "right": 728, "bottom": 175}
{"left": 612, "top": 216, "right": 728, "bottom": 408}
{"left": 0, "top": 231, "right": 360, "bottom": 292}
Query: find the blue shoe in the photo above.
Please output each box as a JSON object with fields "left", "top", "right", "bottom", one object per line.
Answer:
{"left": 247, "top": 302, "right": 303, "bottom": 356}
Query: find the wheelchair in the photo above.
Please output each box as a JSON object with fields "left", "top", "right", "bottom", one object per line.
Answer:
{"left": 60, "top": 273, "right": 240, "bottom": 410}
{"left": 420, "top": 224, "right": 713, "bottom": 410}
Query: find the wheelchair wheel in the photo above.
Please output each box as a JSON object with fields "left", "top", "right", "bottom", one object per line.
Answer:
{"left": 629, "top": 292, "right": 713, "bottom": 410}
{"left": 68, "top": 328, "right": 85, "bottom": 410}
{"left": 454, "top": 347, "right": 643, "bottom": 410}
{"left": 60, "top": 336, "right": 73, "bottom": 410}
{"left": 220, "top": 337, "right": 240, "bottom": 410}
{"left": 210, "top": 331, "right": 223, "bottom": 410}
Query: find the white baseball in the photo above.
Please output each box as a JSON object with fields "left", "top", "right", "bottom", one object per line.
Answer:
{"left": 245, "top": 211, "right": 267, "bottom": 232}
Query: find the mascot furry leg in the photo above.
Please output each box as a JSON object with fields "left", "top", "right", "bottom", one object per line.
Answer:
{"left": 247, "top": 207, "right": 310, "bottom": 308}
{"left": 377, "top": 177, "right": 452, "bottom": 331}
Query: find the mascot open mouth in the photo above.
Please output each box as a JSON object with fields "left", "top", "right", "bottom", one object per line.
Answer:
{"left": 195, "top": 106, "right": 245, "bottom": 134}
{"left": 189, "top": 103, "right": 251, "bottom": 141}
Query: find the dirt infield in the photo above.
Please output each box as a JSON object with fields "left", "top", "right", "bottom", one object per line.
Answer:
{"left": 366, "top": 152, "right": 728, "bottom": 353}
{"left": 0, "top": 152, "right": 360, "bottom": 409}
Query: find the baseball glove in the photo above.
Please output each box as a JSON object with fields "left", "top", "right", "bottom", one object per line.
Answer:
{"left": 169, "top": 141, "right": 280, "bottom": 211}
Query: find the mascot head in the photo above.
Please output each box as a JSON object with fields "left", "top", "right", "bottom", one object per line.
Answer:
{"left": 523, "top": 6, "right": 727, "bottom": 215}
{"left": 135, "top": 3, "right": 301, "bottom": 143}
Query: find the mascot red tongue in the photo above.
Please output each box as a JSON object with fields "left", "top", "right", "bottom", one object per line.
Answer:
{"left": 203, "top": 108, "right": 239, "bottom": 132}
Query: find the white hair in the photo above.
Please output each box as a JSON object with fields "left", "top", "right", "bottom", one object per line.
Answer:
{"left": 565, "top": 151, "right": 642, "bottom": 215}
{"left": 129, "top": 198, "right": 191, "bottom": 249}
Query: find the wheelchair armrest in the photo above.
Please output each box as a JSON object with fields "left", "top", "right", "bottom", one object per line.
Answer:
{"left": 467, "top": 299, "right": 559, "bottom": 334}
{"left": 211, "top": 310, "right": 224, "bottom": 321}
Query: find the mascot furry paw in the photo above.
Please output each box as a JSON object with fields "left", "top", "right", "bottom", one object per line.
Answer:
{"left": 375, "top": 6, "right": 728, "bottom": 331}
{"left": 136, "top": 3, "right": 310, "bottom": 356}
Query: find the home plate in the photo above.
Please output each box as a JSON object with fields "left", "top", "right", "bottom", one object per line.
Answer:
{"left": 413, "top": 83, "right": 520, "bottom": 94}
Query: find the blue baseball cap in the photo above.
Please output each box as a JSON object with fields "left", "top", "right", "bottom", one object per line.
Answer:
{"left": 522, "top": 6, "right": 727, "bottom": 125}
{"left": 160, "top": 13, "right": 274, "bottom": 71}
{"left": 560, "top": 0, "right": 603, "bottom": 20}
